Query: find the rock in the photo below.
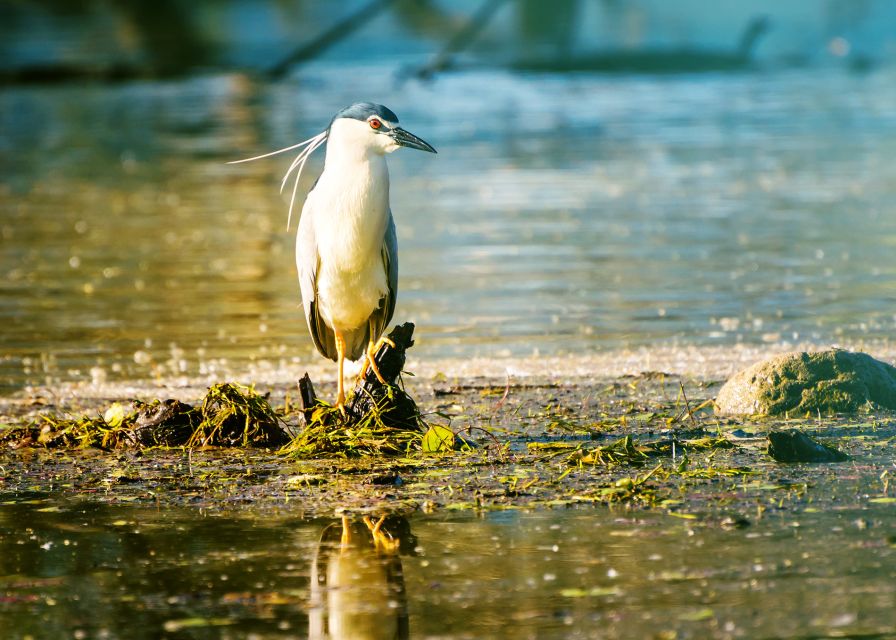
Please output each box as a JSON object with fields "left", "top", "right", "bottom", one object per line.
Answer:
{"left": 715, "top": 349, "right": 896, "bottom": 415}
{"left": 767, "top": 429, "right": 849, "bottom": 463}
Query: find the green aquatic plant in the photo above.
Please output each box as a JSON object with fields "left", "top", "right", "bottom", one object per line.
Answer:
{"left": 41, "top": 413, "right": 138, "bottom": 449}
{"left": 570, "top": 435, "right": 736, "bottom": 468}
{"left": 279, "top": 385, "right": 427, "bottom": 458}
{"left": 592, "top": 464, "right": 667, "bottom": 505}
{"left": 188, "top": 382, "right": 288, "bottom": 448}
{"left": 575, "top": 435, "right": 650, "bottom": 466}
{"left": 2, "top": 383, "right": 288, "bottom": 450}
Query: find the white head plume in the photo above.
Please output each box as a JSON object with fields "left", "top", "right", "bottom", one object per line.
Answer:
{"left": 227, "top": 130, "right": 329, "bottom": 232}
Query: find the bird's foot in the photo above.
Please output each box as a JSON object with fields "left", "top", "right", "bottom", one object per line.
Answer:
{"left": 359, "top": 337, "right": 398, "bottom": 385}
{"left": 336, "top": 394, "right": 347, "bottom": 419}
{"left": 363, "top": 515, "right": 400, "bottom": 554}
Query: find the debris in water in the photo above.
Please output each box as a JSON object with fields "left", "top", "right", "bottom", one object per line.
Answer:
{"left": 1, "top": 383, "right": 289, "bottom": 449}
{"left": 283, "top": 323, "right": 429, "bottom": 458}
{"left": 767, "top": 429, "right": 849, "bottom": 463}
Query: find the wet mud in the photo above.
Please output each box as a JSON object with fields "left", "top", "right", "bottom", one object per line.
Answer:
{"left": 1, "top": 372, "right": 893, "bottom": 523}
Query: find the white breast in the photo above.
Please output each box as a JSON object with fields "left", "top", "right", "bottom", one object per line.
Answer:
{"left": 308, "top": 150, "right": 391, "bottom": 332}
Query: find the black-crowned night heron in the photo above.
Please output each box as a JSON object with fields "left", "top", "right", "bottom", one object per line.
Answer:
{"left": 309, "top": 516, "right": 410, "bottom": 640}
{"left": 231, "top": 103, "right": 436, "bottom": 412}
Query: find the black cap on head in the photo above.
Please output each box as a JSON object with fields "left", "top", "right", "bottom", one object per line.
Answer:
{"left": 332, "top": 102, "right": 399, "bottom": 124}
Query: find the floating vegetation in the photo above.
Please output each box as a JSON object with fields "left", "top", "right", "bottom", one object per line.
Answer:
{"left": 590, "top": 465, "right": 667, "bottom": 505}
{"left": 421, "top": 425, "right": 458, "bottom": 453}
{"left": 279, "top": 387, "right": 427, "bottom": 458}
{"left": 676, "top": 466, "right": 756, "bottom": 479}
{"left": 2, "top": 363, "right": 893, "bottom": 520}
{"left": 569, "top": 435, "right": 735, "bottom": 467}
{"left": 648, "top": 436, "right": 736, "bottom": 455}
{"left": 1, "top": 412, "right": 139, "bottom": 449}
{"left": 188, "top": 382, "right": 288, "bottom": 448}
{"left": 574, "top": 435, "right": 651, "bottom": 466}
{"left": 2, "top": 383, "right": 289, "bottom": 450}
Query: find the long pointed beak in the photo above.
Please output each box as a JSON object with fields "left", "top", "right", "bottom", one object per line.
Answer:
{"left": 389, "top": 127, "right": 437, "bottom": 153}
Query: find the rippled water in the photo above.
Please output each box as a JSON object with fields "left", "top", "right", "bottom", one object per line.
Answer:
{"left": 2, "top": 65, "right": 896, "bottom": 391}
{"left": 2, "top": 498, "right": 894, "bottom": 639}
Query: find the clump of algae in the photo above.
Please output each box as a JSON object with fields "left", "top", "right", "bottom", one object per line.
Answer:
{"left": 1, "top": 378, "right": 440, "bottom": 458}
{"left": 189, "top": 382, "right": 288, "bottom": 448}
{"left": 3, "top": 382, "right": 289, "bottom": 450}
{"left": 279, "top": 384, "right": 426, "bottom": 459}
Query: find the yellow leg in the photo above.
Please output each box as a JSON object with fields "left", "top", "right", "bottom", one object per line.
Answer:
{"left": 363, "top": 515, "right": 399, "bottom": 554}
{"left": 340, "top": 515, "right": 351, "bottom": 549}
{"left": 334, "top": 330, "right": 346, "bottom": 412}
{"left": 359, "top": 332, "right": 397, "bottom": 385}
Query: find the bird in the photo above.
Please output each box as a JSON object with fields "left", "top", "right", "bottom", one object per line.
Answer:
{"left": 230, "top": 103, "right": 436, "bottom": 412}
{"left": 309, "top": 516, "right": 410, "bottom": 640}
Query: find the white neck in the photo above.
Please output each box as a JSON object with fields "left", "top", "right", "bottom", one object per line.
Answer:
{"left": 310, "top": 134, "right": 391, "bottom": 275}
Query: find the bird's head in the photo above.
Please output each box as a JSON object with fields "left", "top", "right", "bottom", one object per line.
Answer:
{"left": 328, "top": 102, "right": 437, "bottom": 156}
{"left": 227, "top": 102, "right": 436, "bottom": 232}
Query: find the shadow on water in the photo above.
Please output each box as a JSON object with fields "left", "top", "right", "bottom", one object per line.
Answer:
{"left": 1, "top": 496, "right": 894, "bottom": 639}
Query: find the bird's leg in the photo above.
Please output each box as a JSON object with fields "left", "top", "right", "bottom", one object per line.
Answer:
{"left": 359, "top": 323, "right": 398, "bottom": 385}
{"left": 334, "top": 330, "right": 347, "bottom": 413}
{"left": 363, "top": 515, "right": 400, "bottom": 554}
{"left": 340, "top": 515, "right": 351, "bottom": 550}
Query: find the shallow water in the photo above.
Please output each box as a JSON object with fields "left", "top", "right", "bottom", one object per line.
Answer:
{"left": 1, "top": 497, "right": 893, "bottom": 639}
{"left": 2, "top": 64, "right": 896, "bottom": 392}
{"left": 3, "top": 51, "right": 896, "bottom": 640}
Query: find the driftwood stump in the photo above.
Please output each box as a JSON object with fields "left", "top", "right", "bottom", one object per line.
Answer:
{"left": 298, "top": 322, "right": 421, "bottom": 430}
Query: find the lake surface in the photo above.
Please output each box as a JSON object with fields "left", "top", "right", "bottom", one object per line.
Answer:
{"left": 2, "top": 64, "right": 896, "bottom": 392}
{"left": 1, "top": 496, "right": 894, "bottom": 639}
{"left": 3, "top": 58, "right": 896, "bottom": 639}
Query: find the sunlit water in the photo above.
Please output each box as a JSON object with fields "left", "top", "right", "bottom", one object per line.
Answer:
{"left": 1, "top": 498, "right": 894, "bottom": 639}
{"left": 3, "top": 60, "right": 896, "bottom": 640}
{"left": 2, "top": 65, "right": 896, "bottom": 392}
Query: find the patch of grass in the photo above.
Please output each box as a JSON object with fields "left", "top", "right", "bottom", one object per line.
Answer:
{"left": 570, "top": 435, "right": 736, "bottom": 467}
{"left": 590, "top": 464, "right": 667, "bottom": 505}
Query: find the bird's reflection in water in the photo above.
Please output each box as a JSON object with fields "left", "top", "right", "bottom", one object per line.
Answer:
{"left": 309, "top": 515, "right": 415, "bottom": 640}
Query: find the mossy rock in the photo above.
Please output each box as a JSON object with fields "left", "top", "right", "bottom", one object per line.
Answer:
{"left": 715, "top": 349, "right": 896, "bottom": 416}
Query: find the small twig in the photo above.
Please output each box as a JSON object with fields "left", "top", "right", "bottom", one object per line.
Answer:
{"left": 456, "top": 424, "right": 501, "bottom": 449}
{"left": 411, "top": 0, "right": 509, "bottom": 79}
{"left": 678, "top": 380, "right": 699, "bottom": 429}
{"left": 492, "top": 373, "right": 511, "bottom": 413}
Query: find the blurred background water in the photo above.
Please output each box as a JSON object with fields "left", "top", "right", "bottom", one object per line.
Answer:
{"left": 1, "top": 0, "right": 895, "bottom": 392}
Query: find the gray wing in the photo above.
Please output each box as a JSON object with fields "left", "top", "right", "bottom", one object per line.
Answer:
{"left": 372, "top": 212, "right": 399, "bottom": 341}
{"left": 297, "top": 203, "right": 338, "bottom": 362}
{"left": 341, "top": 212, "right": 398, "bottom": 361}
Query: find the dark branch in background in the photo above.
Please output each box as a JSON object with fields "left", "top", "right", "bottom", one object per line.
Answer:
{"left": 513, "top": 14, "right": 771, "bottom": 73}
{"left": 410, "top": 0, "right": 510, "bottom": 80}
{"left": 268, "top": 0, "right": 399, "bottom": 79}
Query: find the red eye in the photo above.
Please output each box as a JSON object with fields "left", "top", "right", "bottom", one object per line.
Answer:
{"left": 369, "top": 118, "right": 382, "bottom": 130}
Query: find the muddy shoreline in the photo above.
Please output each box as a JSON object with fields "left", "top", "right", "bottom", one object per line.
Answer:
{"left": 2, "top": 369, "right": 894, "bottom": 525}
